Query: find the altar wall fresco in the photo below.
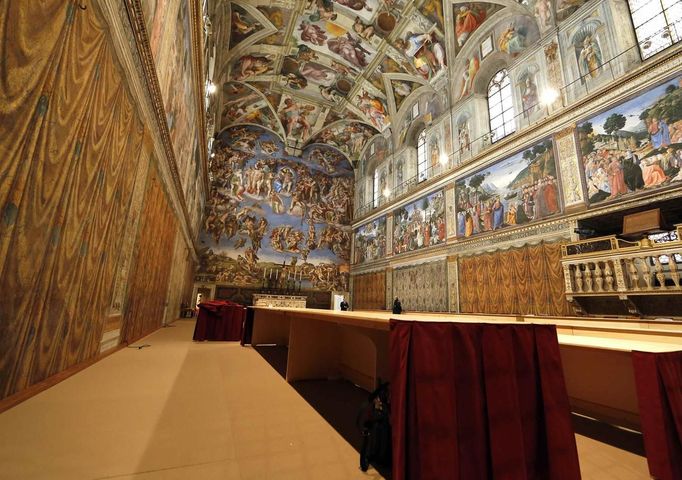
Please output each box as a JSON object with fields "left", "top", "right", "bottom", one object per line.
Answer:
{"left": 199, "top": 126, "right": 354, "bottom": 291}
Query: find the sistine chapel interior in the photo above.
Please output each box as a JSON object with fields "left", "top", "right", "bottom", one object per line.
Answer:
{"left": 1, "top": 0, "right": 682, "bottom": 478}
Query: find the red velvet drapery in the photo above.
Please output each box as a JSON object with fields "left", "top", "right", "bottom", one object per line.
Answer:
{"left": 390, "top": 320, "right": 581, "bottom": 480}
{"left": 193, "top": 301, "right": 245, "bottom": 341}
{"left": 632, "top": 351, "right": 682, "bottom": 480}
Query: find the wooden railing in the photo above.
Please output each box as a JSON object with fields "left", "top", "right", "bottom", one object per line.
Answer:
{"left": 561, "top": 225, "right": 682, "bottom": 317}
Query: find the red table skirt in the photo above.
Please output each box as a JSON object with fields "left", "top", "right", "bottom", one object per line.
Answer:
{"left": 390, "top": 320, "right": 581, "bottom": 480}
{"left": 193, "top": 301, "right": 245, "bottom": 341}
{"left": 633, "top": 350, "right": 682, "bottom": 480}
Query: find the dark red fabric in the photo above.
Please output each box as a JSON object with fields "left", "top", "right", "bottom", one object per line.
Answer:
{"left": 193, "top": 301, "right": 245, "bottom": 341}
{"left": 389, "top": 320, "right": 581, "bottom": 480}
{"left": 632, "top": 350, "right": 682, "bottom": 480}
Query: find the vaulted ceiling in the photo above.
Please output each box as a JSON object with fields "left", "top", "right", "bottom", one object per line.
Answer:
{"left": 213, "top": 0, "right": 557, "bottom": 163}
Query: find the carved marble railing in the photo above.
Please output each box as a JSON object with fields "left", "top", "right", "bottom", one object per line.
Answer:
{"left": 561, "top": 226, "right": 682, "bottom": 316}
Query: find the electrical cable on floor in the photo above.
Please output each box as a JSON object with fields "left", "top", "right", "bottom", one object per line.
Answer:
{"left": 127, "top": 344, "right": 151, "bottom": 350}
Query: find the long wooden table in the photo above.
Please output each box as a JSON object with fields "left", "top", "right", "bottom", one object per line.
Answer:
{"left": 248, "top": 307, "right": 682, "bottom": 430}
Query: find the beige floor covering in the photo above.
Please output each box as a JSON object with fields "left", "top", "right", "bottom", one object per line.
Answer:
{"left": 0, "top": 320, "right": 650, "bottom": 479}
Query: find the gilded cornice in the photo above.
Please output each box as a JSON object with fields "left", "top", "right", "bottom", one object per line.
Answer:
{"left": 98, "top": 0, "right": 201, "bottom": 261}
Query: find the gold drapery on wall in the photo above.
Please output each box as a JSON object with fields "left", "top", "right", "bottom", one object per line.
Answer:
{"left": 458, "top": 242, "right": 571, "bottom": 316}
{"left": 0, "top": 2, "right": 185, "bottom": 399}
{"left": 121, "top": 168, "right": 178, "bottom": 344}
{"left": 352, "top": 271, "right": 386, "bottom": 310}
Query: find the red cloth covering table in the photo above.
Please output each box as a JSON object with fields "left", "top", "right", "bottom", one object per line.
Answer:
{"left": 390, "top": 320, "right": 581, "bottom": 480}
{"left": 632, "top": 350, "right": 682, "bottom": 480}
{"left": 193, "top": 300, "right": 245, "bottom": 341}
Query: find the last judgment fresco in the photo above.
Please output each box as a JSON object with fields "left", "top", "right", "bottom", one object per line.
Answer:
{"left": 199, "top": 126, "right": 353, "bottom": 291}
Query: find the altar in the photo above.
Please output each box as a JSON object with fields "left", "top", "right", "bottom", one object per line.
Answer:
{"left": 252, "top": 294, "right": 307, "bottom": 308}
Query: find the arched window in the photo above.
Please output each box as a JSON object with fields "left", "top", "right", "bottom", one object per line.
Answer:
{"left": 628, "top": 0, "right": 682, "bottom": 59}
{"left": 373, "top": 168, "right": 380, "bottom": 207}
{"left": 417, "top": 130, "right": 428, "bottom": 182}
{"left": 487, "top": 69, "right": 515, "bottom": 143}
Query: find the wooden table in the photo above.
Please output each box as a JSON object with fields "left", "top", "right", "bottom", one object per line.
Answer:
{"left": 248, "top": 307, "right": 682, "bottom": 429}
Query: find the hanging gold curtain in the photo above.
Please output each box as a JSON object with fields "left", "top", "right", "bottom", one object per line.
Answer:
{"left": 0, "top": 2, "right": 153, "bottom": 399}
{"left": 458, "top": 242, "right": 571, "bottom": 317}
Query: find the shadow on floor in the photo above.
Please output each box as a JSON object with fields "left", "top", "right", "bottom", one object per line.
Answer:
{"left": 571, "top": 413, "right": 645, "bottom": 456}
{"left": 254, "top": 346, "right": 392, "bottom": 479}
{"left": 253, "top": 345, "right": 645, "bottom": 476}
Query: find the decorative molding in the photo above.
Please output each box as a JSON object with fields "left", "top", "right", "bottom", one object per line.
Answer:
{"left": 554, "top": 125, "right": 586, "bottom": 208}
{"left": 450, "top": 219, "right": 575, "bottom": 256}
{"left": 98, "top": 0, "right": 202, "bottom": 262}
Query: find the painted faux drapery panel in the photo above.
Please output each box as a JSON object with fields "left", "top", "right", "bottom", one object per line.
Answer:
{"left": 0, "top": 2, "right": 147, "bottom": 398}
{"left": 458, "top": 242, "right": 571, "bottom": 316}
{"left": 164, "top": 228, "right": 196, "bottom": 324}
{"left": 352, "top": 271, "right": 386, "bottom": 310}
{"left": 122, "top": 168, "right": 178, "bottom": 344}
{"left": 392, "top": 261, "right": 448, "bottom": 312}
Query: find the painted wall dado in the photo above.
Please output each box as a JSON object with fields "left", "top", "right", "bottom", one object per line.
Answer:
{"left": 199, "top": 126, "right": 353, "bottom": 292}
{"left": 0, "top": 2, "right": 194, "bottom": 400}
{"left": 392, "top": 260, "right": 448, "bottom": 312}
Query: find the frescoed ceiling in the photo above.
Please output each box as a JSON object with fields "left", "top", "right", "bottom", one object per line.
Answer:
{"left": 214, "top": 0, "right": 551, "bottom": 163}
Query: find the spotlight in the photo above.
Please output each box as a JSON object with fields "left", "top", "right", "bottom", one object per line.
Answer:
{"left": 439, "top": 154, "right": 448, "bottom": 166}
{"left": 207, "top": 82, "right": 217, "bottom": 94}
{"left": 383, "top": 188, "right": 391, "bottom": 198}
{"left": 540, "top": 88, "right": 559, "bottom": 106}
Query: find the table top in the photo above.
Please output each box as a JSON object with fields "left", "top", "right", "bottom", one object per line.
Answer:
{"left": 250, "top": 306, "right": 682, "bottom": 353}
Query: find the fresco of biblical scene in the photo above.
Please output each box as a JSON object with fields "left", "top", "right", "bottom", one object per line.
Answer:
{"left": 555, "top": 0, "right": 590, "bottom": 23}
{"left": 354, "top": 217, "right": 386, "bottom": 264}
{"left": 531, "top": 0, "right": 554, "bottom": 31}
{"left": 518, "top": 68, "right": 540, "bottom": 118}
{"left": 452, "top": 3, "right": 503, "bottom": 54}
{"left": 455, "top": 138, "right": 561, "bottom": 238}
{"left": 391, "top": 79, "right": 422, "bottom": 111}
{"left": 578, "top": 75, "right": 682, "bottom": 204}
{"left": 141, "top": 0, "right": 170, "bottom": 59}
{"left": 420, "top": 0, "right": 445, "bottom": 32}
{"left": 257, "top": 6, "right": 291, "bottom": 45}
{"left": 495, "top": 15, "right": 540, "bottom": 57}
{"left": 328, "top": 0, "right": 380, "bottom": 23}
{"left": 308, "top": 121, "right": 378, "bottom": 160}
{"left": 304, "top": 146, "right": 354, "bottom": 175}
{"left": 356, "top": 90, "right": 390, "bottom": 130}
{"left": 381, "top": 54, "right": 412, "bottom": 75}
{"left": 393, "top": 23, "right": 447, "bottom": 80}
{"left": 164, "top": 2, "right": 197, "bottom": 194}
{"left": 570, "top": 22, "right": 604, "bottom": 83}
{"left": 229, "top": 3, "right": 263, "bottom": 48}
{"left": 199, "top": 125, "right": 353, "bottom": 291}
{"left": 458, "top": 54, "right": 479, "bottom": 99}
{"left": 280, "top": 45, "right": 355, "bottom": 101}
{"left": 293, "top": 13, "right": 378, "bottom": 70}
{"left": 428, "top": 127, "right": 444, "bottom": 169}
{"left": 393, "top": 190, "right": 446, "bottom": 254}
{"left": 221, "top": 82, "right": 281, "bottom": 133}
{"left": 230, "top": 53, "right": 275, "bottom": 81}
{"left": 277, "top": 96, "right": 322, "bottom": 143}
